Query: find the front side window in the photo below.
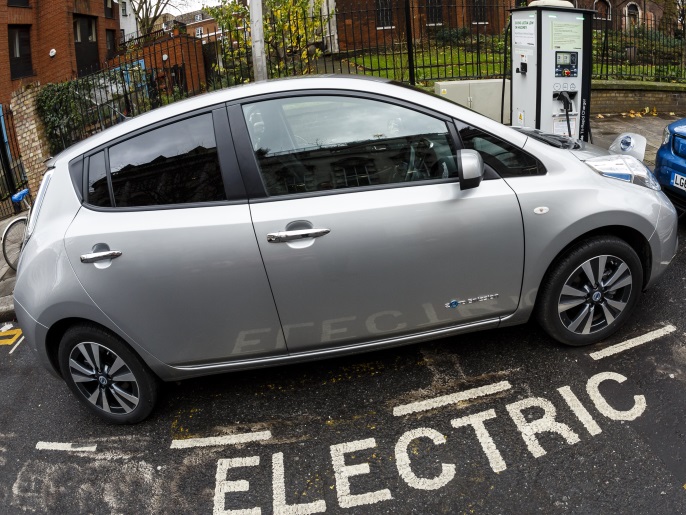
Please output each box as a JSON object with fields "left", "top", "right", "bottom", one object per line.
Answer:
{"left": 242, "top": 96, "right": 456, "bottom": 197}
{"left": 8, "top": 25, "right": 32, "bottom": 79}
{"left": 196, "top": 27, "right": 203, "bottom": 37}
{"left": 91, "top": 113, "right": 226, "bottom": 207}
{"left": 456, "top": 121, "right": 545, "bottom": 177}
{"left": 121, "top": 1, "right": 127, "bottom": 15}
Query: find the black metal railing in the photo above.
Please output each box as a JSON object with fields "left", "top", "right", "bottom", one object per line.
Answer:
{"left": 0, "top": 105, "right": 28, "bottom": 219}
{"left": 36, "top": 3, "right": 686, "bottom": 154}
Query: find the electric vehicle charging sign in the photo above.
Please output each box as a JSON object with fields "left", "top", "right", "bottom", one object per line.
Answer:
{"left": 513, "top": 19, "right": 536, "bottom": 47}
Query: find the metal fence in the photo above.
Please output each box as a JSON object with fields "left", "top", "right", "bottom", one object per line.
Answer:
{"left": 0, "top": 105, "right": 27, "bottom": 219}
{"left": 37, "top": 2, "right": 686, "bottom": 154}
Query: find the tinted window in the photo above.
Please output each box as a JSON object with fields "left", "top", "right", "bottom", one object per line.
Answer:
{"left": 87, "top": 151, "right": 111, "bottom": 207}
{"left": 456, "top": 122, "right": 545, "bottom": 177}
{"left": 243, "top": 96, "right": 456, "bottom": 197}
{"left": 108, "top": 114, "right": 226, "bottom": 207}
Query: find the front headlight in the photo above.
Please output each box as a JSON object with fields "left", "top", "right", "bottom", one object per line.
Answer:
{"left": 585, "top": 155, "right": 661, "bottom": 191}
{"left": 663, "top": 126, "right": 670, "bottom": 146}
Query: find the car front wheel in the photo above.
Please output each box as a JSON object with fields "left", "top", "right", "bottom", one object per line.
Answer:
{"left": 58, "top": 324, "right": 158, "bottom": 424}
{"left": 536, "top": 236, "right": 643, "bottom": 346}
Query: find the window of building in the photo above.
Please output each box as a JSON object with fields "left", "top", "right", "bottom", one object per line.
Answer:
{"left": 472, "top": 0, "right": 488, "bottom": 24}
{"left": 195, "top": 13, "right": 203, "bottom": 21}
{"left": 121, "top": 1, "right": 127, "bottom": 16}
{"left": 376, "top": 0, "right": 394, "bottom": 28}
{"left": 593, "top": 0, "right": 611, "bottom": 20}
{"left": 8, "top": 0, "right": 30, "bottom": 7}
{"left": 106, "top": 29, "right": 117, "bottom": 58}
{"left": 427, "top": 0, "right": 443, "bottom": 25}
{"left": 104, "top": 0, "right": 114, "bottom": 19}
{"left": 88, "top": 18, "right": 97, "bottom": 41}
{"left": 242, "top": 96, "right": 457, "bottom": 197}
{"left": 101, "top": 114, "right": 226, "bottom": 208}
{"left": 626, "top": 3, "right": 640, "bottom": 25}
{"left": 8, "top": 25, "right": 33, "bottom": 79}
{"left": 455, "top": 121, "right": 545, "bottom": 177}
{"left": 196, "top": 27, "right": 203, "bottom": 37}
{"left": 74, "top": 18, "right": 82, "bottom": 42}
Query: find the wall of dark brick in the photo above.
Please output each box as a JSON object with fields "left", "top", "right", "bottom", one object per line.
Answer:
{"left": 591, "top": 81, "right": 686, "bottom": 115}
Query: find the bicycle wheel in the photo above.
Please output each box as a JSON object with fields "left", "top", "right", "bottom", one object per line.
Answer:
{"left": 2, "top": 217, "right": 27, "bottom": 271}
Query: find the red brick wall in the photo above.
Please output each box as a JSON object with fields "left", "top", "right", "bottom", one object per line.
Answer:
{"left": 0, "top": 0, "right": 119, "bottom": 105}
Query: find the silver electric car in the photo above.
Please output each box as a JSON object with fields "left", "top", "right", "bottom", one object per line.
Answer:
{"left": 14, "top": 76, "right": 678, "bottom": 423}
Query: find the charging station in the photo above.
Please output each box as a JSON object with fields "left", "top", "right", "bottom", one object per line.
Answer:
{"left": 511, "top": 0, "right": 593, "bottom": 141}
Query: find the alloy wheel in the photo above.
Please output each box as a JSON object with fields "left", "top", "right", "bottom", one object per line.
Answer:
{"left": 557, "top": 254, "right": 633, "bottom": 336}
{"left": 68, "top": 342, "right": 140, "bottom": 414}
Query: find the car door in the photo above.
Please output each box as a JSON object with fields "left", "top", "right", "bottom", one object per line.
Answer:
{"left": 233, "top": 95, "right": 525, "bottom": 353}
{"left": 64, "top": 108, "right": 285, "bottom": 366}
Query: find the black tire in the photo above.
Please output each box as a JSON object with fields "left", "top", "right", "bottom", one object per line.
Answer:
{"left": 536, "top": 236, "right": 643, "bottom": 346}
{"left": 58, "top": 324, "right": 158, "bottom": 424}
{"left": 2, "top": 217, "right": 27, "bottom": 271}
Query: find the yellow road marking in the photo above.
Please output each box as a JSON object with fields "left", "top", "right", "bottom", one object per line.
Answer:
{"left": 0, "top": 329, "right": 22, "bottom": 346}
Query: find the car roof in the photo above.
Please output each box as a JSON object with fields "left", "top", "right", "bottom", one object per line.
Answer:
{"left": 51, "top": 74, "right": 530, "bottom": 166}
{"left": 53, "top": 75, "right": 395, "bottom": 163}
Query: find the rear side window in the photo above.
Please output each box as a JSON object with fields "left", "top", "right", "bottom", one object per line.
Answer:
{"left": 87, "top": 151, "right": 111, "bottom": 207}
{"left": 88, "top": 113, "right": 226, "bottom": 208}
{"left": 456, "top": 121, "right": 545, "bottom": 177}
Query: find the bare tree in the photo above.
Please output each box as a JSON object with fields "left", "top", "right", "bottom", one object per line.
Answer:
{"left": 130, "top": 0, "right": 188, "bottom": 36}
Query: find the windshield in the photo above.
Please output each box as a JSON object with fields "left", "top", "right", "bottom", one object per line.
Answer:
{"left": 513, "top": 127, "right": 581, "bottom": 150}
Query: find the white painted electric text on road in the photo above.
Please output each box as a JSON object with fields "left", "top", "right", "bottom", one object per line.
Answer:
{"left": 213, "top": 371, "right": 646, "bottom": 512}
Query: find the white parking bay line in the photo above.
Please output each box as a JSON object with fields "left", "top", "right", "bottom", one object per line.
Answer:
{"left": 36, "top": 441, "right": 97, "bottom": 452}
{"left": 393, "top": 381, "right": 512, "bottom": 417}
{"left": 170, "top": 430, "right": 272, "bottom": 449}
{"left": 589, "top": 325, "right": 677, "bottom": 361}
{"left": 9, "top": 336, "right": 24, "bottom": 354}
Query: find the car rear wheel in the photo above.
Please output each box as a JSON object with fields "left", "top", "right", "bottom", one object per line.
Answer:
{"left": 536, "top": 236, "right": 643, "bottom": 346}
{"left": 58, "top": 324, "right": 158, "bottom": 424}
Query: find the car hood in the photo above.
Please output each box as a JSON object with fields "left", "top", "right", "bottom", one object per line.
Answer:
{"left": 568, "top": 140, "right": 612, "bottom": 161}
{"left": 512, "top": 127, "right": 647, "bottom": 163}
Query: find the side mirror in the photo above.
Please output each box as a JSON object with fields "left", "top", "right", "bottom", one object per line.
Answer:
{"left": 457, "top": 149, "right": 484, "bottom": 190}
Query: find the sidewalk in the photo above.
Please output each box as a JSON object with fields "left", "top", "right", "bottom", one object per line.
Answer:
{"left": 0, "top": 113, "right": 676, "bottom": 322}
{"left": 0, "top": 214, "right": 20, "bottom": 322}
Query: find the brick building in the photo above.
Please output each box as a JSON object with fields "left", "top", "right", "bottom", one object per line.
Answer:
{"left": 0, "top": 0, "right": 120, "bottom": 105}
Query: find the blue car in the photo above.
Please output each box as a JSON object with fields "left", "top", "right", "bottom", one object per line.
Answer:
{"left": 655, "top": 119, "right": 686, "bottom": 216}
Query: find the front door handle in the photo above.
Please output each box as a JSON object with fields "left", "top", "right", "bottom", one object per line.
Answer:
{"left": 267, "top": 228, "right": 330, "bottom": 243}
{"left": 80, "top": 250, "right": 123, "bottom": 263}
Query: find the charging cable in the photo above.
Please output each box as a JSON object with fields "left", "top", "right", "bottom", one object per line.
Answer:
{"left": 558, "top": 91, "right": 573, "bottom": 138}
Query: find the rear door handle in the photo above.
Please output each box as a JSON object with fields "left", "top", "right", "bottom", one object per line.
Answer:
{"left": 267, "top": 228, "right": 330, "bottom": 243}
{"left": 80, "top": 250, "right": 123, "bottom": 263}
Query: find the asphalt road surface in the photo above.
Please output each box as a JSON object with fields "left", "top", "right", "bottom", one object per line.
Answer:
{"left": 1, "top": 223, "right": 685, "bottom": 514}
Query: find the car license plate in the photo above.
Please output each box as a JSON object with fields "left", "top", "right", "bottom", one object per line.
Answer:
{"left": 671, "top": 171, "right": 686, "bottom": 192}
